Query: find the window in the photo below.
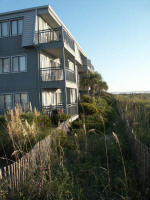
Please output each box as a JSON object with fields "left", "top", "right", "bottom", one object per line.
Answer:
{"left": 12, "top": 57, "right": 19, "bottom": 72}
{"left": 67, "top": 88, "right": 77, "bottom": 104}
{"left": 0, "top": 19, "right": 23, "bottom": 38}
{"left": 14, "top": 93, "right": 20, "bottom": 105}
{"left": 5, "top": 94, "right": 12, "bottom": 109}
{"left": 0, "top": 95, "right": 4, "bottom": 109}
{"left": 11, "top": 19, "right": 23, "bottom": 36}
{"left": 14, "top": 93, "right": 28, "bottom": 109}
{"left": 1, "top": 22, "right": 9, "bottom": 37}
{"left": 0, "top": 93, "right": 28, "bottom": 110}
{"left": 18, "top": 20, "right": 23, "bottom": 35}
{"left": 11, "top": 21, "right": 17, "bottom": 36}
{"left": 21, "top": 93, "right": 28, "bottom": 108}
{"left": 0, "top": 57, "right": 10, "bottom": 73}
{"left": 0, "top": 24, "right": 1, "bottom": 37}
{"left": 12, "top": 56, "right": 26, "bottom": 72}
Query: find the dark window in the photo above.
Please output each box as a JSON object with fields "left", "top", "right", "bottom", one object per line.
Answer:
{"left": 11, "top": 19, "right": 23, "bottom": 36}
{"left": 12, "top": 56, "right": 26, "bottom": 72}
{"left": 1, "top": 22, "right": 9, "bottom": 37}
{"left": 0, "top": 57, "right": 10, "bottom": 73}
{"left": 14, "top": 93, "right": 28, "bottom": 109}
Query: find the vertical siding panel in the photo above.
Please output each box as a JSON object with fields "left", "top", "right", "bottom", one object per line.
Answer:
{"left": 22, "top": 11, "right": 36, "bottom": 47}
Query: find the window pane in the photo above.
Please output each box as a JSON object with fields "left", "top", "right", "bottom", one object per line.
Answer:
{"left": 0, "top": 24, "right": 1, "bottom": 37}
{"left": 18, "top": 20, "right": 23, "bottom": 35}
{"left": 11, "top": 21, "right": 17, "bottom": 35}
{"left": 2, "top": 22, "right": 9, "bottom": 37}
{"left": 21, "top": 93, "right": 28, "bottom": 108}
{"left": 0, "top": 59, "right": 2, "bottom": 73}
{"left": 0, "top": 95, "right": 4, "bottom": 108}
{"left": 3, "top": 58, "right": 10, "bottom": 73}
{"left": 19, "top": 56, "right": 26, "bottom": 72}
{"left": 5, "top": 94, "right": 12, "bottom": 109}
{"left": 14, "top": 94, "right": 20, "bottom": 105}
{"left": 12, "top": 57, "right": 19, "bottom": 72}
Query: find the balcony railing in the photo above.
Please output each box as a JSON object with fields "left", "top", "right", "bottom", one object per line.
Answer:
{"left": 67, "top": 104, "right": 78, "bottom": 115}
{"left": 35, "top": 28, "right": 62, "bottom": 44}
{"left": 42, "top": 103, "right": 78, "bottom": 116}
{"left": 40, "top": 67, "right": 63, "bottom": 81}
{"left": 65, "top": 68, "right": 76, "bottom": 83}
{"left": 63, "top": 30, "right": 75, "bottom": 51}
{"left": 35, "top": 27, "right": 75, "bottom": 51}
{"left": 42, "top": 105, "right": 64, "bottom": 116}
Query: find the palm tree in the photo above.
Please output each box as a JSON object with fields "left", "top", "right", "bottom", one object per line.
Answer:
{"left": 80, "top": 71, "right": 108, "bottom": 99}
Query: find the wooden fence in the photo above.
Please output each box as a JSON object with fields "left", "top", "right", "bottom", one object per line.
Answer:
{"left": 0, "top": 115, "right": 78, "bottom": 192}
{"left": 119, "top": 105, "right": 150, "bottom": 189}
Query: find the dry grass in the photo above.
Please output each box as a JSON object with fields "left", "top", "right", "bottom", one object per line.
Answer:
{"left": 5, "top": 106, "right": 40, "bottom": 157}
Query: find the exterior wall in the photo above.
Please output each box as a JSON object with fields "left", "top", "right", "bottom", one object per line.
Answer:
{"left": 0, "top": 10, "right": 37, "bottom": 47}
{"left": 0, "top": 5, "right": 94, "bottom": 115}
{"left": 0, "top": 35, "right": 40, "bottom": 112}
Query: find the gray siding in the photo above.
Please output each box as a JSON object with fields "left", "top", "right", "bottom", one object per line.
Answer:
{"left": 22, "top": 11, "right": 36, "bottom": 47}
{"left": 0, "top": 35, "right": 40, "bottom": 110}
{"left": 0, "top": 10, "right": 36, "bottom": 47}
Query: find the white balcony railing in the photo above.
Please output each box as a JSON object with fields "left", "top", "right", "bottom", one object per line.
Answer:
{"left": 40, "top": 67, "right": 63, "bottom": 81}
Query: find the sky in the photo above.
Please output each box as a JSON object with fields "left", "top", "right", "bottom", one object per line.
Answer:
{"left": 0, "top": 0, "right": 150, "bottom": 92}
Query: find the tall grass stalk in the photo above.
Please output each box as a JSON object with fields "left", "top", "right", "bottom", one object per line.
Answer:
{"left": 113, "top": 132, "right": 128, "bottom": 198}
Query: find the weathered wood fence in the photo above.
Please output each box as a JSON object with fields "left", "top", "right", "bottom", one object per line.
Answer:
{"left": 0, "top": 115, "right": 78, "bottom": 192}
{"left": 119, "top": 105, "right": 150, "bottom": 189}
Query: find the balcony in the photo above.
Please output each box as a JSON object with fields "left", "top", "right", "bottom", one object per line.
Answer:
{"left": 65, "top": 68, "right": 76, "bottom": 83}
{"left": 40, "top": 67, "right": 63, "bottom": 82}
{"left": 67, "top": 104, "right": 78, "bottom": 115}
{"left": 40, "top": 67, "right": 76, "bottom": 83}
{"left": 63, "top": 30, "right": 75, "bottom": 51}
{"left": 35, "top": 27, "right": 75, "bottom": 51}
{"left": 42, "top": 103, "right": 78, "bottom": 116}
{"left": 42, "top": 105, "right": 64, "bottom": 116}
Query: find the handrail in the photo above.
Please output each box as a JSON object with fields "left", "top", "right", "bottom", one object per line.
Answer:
{"left": 34, "top": 27, "right": 75, "bottom": 52}
{"left": 40, "top": 66, "right": 62, "bottom": 71}
{"left": 40, "top": 67, "right": 64, "bottom": 81}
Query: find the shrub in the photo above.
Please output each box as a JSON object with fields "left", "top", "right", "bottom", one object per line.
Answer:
{"left": 82, "top": 95, "right": 92, "bottom": 103}
{"left": 0, "top": 115, "right": 7, "bottom": 130}
{"left": 58, "top": 113, "right": 70, "bottom": 123}
{"left": 21, "top": 112, "right": 37, "bottom": 124}
{"left": 71, "top": 119, "right": 83, "bottom": 129}
{"left": 51, "top": 112, "right": 70, "bottom": 126}
{"left": 79, "top": 102, "right": 98, "bottom": 115}
{"left": 37, "top": 114, "right": 51, "bottom": 129}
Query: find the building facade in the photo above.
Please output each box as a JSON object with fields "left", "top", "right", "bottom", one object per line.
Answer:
{"left": 0, "top": 5, "right": 94, "bottom": 115}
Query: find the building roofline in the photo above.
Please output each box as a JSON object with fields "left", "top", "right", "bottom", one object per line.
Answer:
{"left": 47, "top": 5, "right": 86, "bottom": 57}
{"left": 0, "top": 5, "right": 49, "bottom": 16}
{"left": 0, "top": 4, "right": 88, "bottom": 59}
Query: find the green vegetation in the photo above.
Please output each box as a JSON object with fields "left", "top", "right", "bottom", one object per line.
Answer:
{"left": 80, "top": 71, "right": 108, "bottom": 99}
{"left": 0, "top": 107, "right": 70, "bottom": 164}
{"left": 0, "top": 94, "right": 143, "bottom": 200}
{"left": 117, "top": 94, "right": 150, "bottom": 146}
{"left": 1, "top": 92, "right": 149, "bottom": 199}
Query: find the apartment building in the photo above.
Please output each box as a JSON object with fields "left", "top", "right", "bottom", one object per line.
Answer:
{"left": 0, "top": 5, "right": 94, "bottom": 115}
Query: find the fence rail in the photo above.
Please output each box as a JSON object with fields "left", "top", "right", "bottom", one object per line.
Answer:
{"left": 118, "top": 103, "right": 150, "bottom": 189}
{"left": 0, "top": 115, "right": 78, "bottom": 192}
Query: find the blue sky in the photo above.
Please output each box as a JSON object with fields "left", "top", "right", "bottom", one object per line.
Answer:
{"left": 0, "top": 0, "right": 150, "bottom": 92}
